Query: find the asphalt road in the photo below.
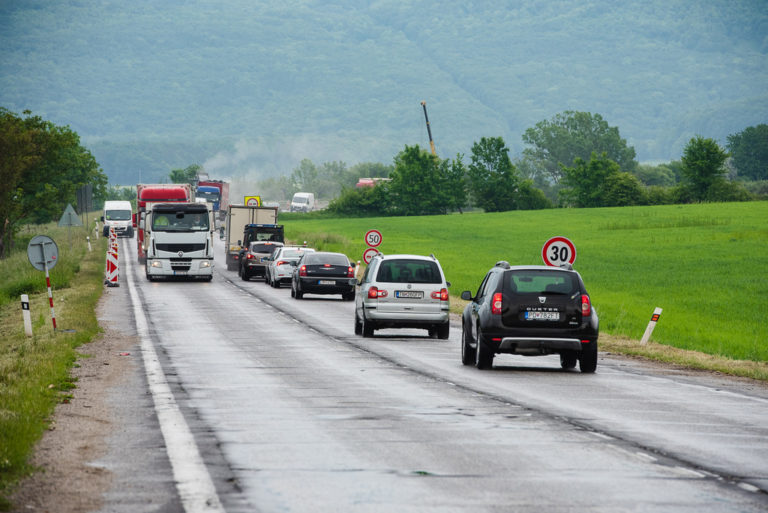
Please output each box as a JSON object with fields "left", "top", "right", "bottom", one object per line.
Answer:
{"left": 97, "top": 236, "right": 768, "bottom": 512}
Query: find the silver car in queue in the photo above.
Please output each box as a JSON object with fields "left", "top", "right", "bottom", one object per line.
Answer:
{"left": 265, "top": 246, "right": 315, "bottom": 287}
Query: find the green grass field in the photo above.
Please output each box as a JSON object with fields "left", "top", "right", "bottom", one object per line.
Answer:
{"left": 285, "top": 202, "right": 768, "bottom": 362}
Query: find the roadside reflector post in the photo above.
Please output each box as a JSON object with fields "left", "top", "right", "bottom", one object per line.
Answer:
{"left": 21, "top": 294, "right": 32, "bottom": 337}
{"left": 87, "top": 236, "right": 92, "bottom": 252}
{"left": 640, "top": 307, "right": 663, "bottom": 344}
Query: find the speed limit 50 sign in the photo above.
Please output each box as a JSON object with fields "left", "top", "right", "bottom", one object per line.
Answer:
{"left": 541, "top": 236, "right": 577, "bottom": 267}
{"left": 364, "top": 229, "right": 382, "bottom": 248}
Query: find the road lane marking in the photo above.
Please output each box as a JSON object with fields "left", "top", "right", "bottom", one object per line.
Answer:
{"left": 123, "top": 241, "right": 225, "bottom": 513}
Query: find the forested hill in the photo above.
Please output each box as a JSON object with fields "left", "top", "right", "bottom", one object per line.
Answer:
{"left": 1, "top": 0, "right": 766, "bottom": 185}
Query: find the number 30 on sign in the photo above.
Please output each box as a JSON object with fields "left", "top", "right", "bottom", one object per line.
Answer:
{"left": 541, "top": 236, "right": 577, "bottom": 267}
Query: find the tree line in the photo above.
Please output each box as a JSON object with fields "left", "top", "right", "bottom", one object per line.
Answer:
{"left": 0, "top": 108, "right": 108, "bottom": 258}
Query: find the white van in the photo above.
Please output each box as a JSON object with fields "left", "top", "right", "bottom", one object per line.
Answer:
{"left": 290, "top": 192, "right": 316, "bottom": 213}
{"left": 102, "top": 200, "right": 134, "bottom": 237}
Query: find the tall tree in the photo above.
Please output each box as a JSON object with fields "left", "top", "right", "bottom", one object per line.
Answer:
{"left": 467, "top": 136, "right": 520, "bottom": 212}
{"left": 0, "top": 108, "right": 107, "bottom": 257}
{"left": 680, "top": 136, "right": 729, "bottom": 201}
{"left": 522, "top": 111, "right": 637, "bottom": 183}
{"left": 389, "top": 145, "right": 455, "bottom": 216}
{"left": 726, "top": 124, "right": 768, "bottom": 181}
{"left": 560, "top": 152, "right": 621, "bottom": 208}
{"left": 169, "top": 164, "right": 201, "bottom": 184}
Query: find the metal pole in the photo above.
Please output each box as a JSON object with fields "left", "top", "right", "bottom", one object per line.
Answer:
{"left": 44, "top": 260, "right": 57, "bottom": 331}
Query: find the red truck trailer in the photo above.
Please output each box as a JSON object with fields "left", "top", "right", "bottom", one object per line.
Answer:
{"left": 134, "top": 184, "right": 192, "bottom": 263}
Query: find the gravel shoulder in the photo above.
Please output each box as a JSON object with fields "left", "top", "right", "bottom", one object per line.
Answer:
{"left": 9, "top": 287, "right": 139, "bottom": 513}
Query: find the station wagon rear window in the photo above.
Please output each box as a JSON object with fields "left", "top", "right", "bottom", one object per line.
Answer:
{"left": 376, "top": 259, "right": 441, "bottom": 284}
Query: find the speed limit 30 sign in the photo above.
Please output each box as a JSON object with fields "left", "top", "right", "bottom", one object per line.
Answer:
{"left": 541, "top": 236, "right": 577, "bottom": 267}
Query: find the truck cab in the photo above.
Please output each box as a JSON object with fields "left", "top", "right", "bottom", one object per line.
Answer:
{"left": 102, "top": 200, "right": 134, "bottom": 238}
{"left": 145, "top": 203, "right": 214, "bottom": 281}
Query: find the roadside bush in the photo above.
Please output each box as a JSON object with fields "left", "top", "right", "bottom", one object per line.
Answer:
{"left": 645, "top": 185, "right": 674, "bottom": 205}
{"left": 603, "top": 172, "right": 647, "bottom": 206}
{"left": 705, "top": 180, "right": 754, "bottom": 202}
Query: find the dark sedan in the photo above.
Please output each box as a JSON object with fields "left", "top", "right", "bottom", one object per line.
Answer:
{"left": 291, "top": 252, "right": 356, "bottom": 300}
{"left": 460, "top": 262, "right": 599, "bottom": 372}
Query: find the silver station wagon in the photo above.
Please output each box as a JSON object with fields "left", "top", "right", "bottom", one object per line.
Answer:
{"left": 354, "top": 254, "right": 451, "bottom": 338}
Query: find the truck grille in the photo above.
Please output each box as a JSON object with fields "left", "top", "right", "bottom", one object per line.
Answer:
{"left": 156, "top": 243, "right": 205, "bottom": 253}
{"left": 170, "top": 258, "right": 192, "bottom": 271}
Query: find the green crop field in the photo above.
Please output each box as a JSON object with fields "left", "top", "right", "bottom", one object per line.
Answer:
{"left": 284, "top": 202, "right": 768, "bottom": 363}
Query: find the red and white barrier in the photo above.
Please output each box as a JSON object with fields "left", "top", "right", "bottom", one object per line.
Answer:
{"left": 105, "top": 227, "right": 120, "bottom": 287}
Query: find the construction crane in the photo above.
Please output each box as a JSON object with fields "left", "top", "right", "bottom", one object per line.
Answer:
{"left": 420, "top": 101, "right": 437, "bottom": 156}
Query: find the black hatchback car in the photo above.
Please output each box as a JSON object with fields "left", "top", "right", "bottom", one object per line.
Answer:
{"left": 460, "top": 262, "right": 599, "bottom": 373}
{"left": 291, "top": 251, "right": 356, "bottom": 300}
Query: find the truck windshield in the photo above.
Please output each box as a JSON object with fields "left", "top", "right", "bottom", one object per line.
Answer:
{"left": 105, "top": 210, "right": 132, "bottom": 221}
{"left": 197, "top": 190, "right": 220, "bottom": 202}
{"left": 152, "top": 212, "right": 209, "bottom": 232}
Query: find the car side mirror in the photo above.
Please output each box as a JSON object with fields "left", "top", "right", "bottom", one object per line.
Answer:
{"left": 460, "top": 291, "right": 473, "bottom": 301}
{"left": 289, "top": 261, "right": 298, "bottom": 266}
{"left": 350, "top": 261, "right": 356, "bottom": 268}
{"left": 100, "top": 215, "right": 105, "bottom": 222}
{"left": 446, "top": 281, "right": 451, "bottom": 288}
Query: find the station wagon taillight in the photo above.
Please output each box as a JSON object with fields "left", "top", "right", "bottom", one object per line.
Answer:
{"left": 299, "top": 265, "right": 307, "bottom": 277}
{"left": 491, "top": 292, "right": 503, "bottom": 315}
{"left": 430, "top": 288, "right": 449, "bottom": 301}
{"left": 368, "top": 286, "right": 387, "bottom": 299}
{"left": 581, "top": 294, "right": 591, "bottom": 316}
{"left": 276, "top": 260, "right": 287, "bottom": 266}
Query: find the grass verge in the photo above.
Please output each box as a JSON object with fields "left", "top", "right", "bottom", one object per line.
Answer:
{"left": 0, "top": 222, "right": 106, "bottom": 510}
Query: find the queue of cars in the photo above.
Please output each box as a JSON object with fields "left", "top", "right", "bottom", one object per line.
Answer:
{"left": 236, "top": 246, "right": 599, "bottom": 373}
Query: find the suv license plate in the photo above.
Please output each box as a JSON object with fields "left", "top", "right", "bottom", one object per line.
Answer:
{"left": 396, "top": 290, "right": 424, "bottom": 299}
{"left": 318, "top": 280, "right": 335, "bottom": 285}
{"left": 525, "top": 311, "right": 559, "bottom": 321}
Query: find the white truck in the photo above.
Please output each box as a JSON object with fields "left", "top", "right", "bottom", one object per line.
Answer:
{"left": 225, "top": 204, "right": 282, "bottom": 271}
{"left": 144, "top": 202, "right": 215, "bottom": 281}
{"left": 101, "top": 200, "right": 134, "bottom": 237}
{"left": 290, "top": 192, "right": 315, "bottom": 213}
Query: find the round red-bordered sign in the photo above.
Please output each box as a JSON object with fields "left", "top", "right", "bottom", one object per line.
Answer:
{"left": 364, "top": 229, "right": 383, "bottom": 248}
{"left": 362, "top": 247, "right": 380, "bottom": 264}
{"left": 541, "top": 236, "right": 577, "bottom": 267}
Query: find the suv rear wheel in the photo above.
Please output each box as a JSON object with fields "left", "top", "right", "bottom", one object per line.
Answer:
{"left": 362, "top": 314, "right": 375, "bottom": 338}
{"left": 436, "top": 323, "right": 450, "bottom": 340}
{"left": 475, "top": 326, "right": 494, "bottom": 370}
{"left": 461, "top": 322, "right": 476, "bottom": 365}
{"left": 579, "top": 342, "right": 598, "bottom": 373}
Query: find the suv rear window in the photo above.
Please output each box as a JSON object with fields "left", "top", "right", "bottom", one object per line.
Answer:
{"left": 250, "top": 243, "right": 280, "bottom": 254}
{"left": 505, "top": 270, "right": 578, "bottom": 295}
{"left": 376, "top": 259, "right": 441, "bottom": 284}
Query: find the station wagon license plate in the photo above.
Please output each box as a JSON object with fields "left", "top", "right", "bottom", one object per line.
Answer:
{"left": 318, "top": 280, "right": 335, "bottom": 285}
{"left": 525, "top": 311, "right": 559, "bottom": 321}
{"left": 396, "top": 290, "right": 424, "bottom": 299}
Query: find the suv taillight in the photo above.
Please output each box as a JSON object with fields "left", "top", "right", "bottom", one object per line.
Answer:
{"left": 299, "top": 265, "right": 307, "bottom": 277}
{"left": 431, "top": 288, "right": 449, "bottom": 301}
{"left": 368, "top": 286, "right": 387, "bottom": 299}
{"left": 491, "top": 292, "right": 503, "bottom": 315}
{"left": 581, "top": 294, "right": 591, "bottom": 316}
{"left": 347, "top": 266, "right": 355, "bottom": 278}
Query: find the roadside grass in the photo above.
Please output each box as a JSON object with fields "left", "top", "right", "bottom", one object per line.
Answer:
{"left": 285, "top": 201, "right": 768, "bottom": 366}
{"left": 0, "top": 221, "right": 106, "bottom": 509}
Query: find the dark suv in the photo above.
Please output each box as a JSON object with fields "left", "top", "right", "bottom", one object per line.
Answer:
{"left": 239, "top": 241, "right": 284, "bottom": 281}
{"left": 460, "top": 262, "right": 599, "bottom": 373}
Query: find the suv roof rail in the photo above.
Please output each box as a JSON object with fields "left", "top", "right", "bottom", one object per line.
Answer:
{"left": 495, "top": 260, "right": 511, "bottom": 269}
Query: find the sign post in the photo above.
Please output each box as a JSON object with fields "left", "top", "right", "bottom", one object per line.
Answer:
{"left": 541, "top": 236, "right": 577, "bottom": 268}
{"left": 27, "top": 235, "right": 59, "bottom": 330}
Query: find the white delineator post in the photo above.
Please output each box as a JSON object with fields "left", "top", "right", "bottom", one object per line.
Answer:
{"left": 21, "top": 294, "right": 33, "bottom": 337}
{"left": 640, "top": 307, "right": 663, "bottom": 344}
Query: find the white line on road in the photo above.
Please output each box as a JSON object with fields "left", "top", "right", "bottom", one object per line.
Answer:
{"left": 123, "top": 242, "right": 225, "bottom": 513}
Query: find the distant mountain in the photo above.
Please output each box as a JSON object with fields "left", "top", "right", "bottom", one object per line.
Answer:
{"left": 1, "top": 0, "right": 766, "bottom": 185}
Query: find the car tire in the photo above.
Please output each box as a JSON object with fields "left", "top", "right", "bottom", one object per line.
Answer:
{"left": 475, "top": 326, "right": 494, "bottom": 370}
{"left": 354, "top": 311, "right": 362, "bottom": 335}
{"left": 362, "top": 314, "right": 375, "bottom": 338}
{"left": 560, "top": 351, "right": 578, "bottom": 369}
{"left": 342, "top": 291, "right": 355, "bottom": 301}
{"left": 579, "top": 341, "right": 598, "bottom": 373}
{"left": 241, "top": 268, "right": 250, "bottom": 281}
{"left": 290, "top": 284, "right": 295, "bottom": 297}
{"left": 294, "top": 283, "right": 303, "bottom": 299}
{"left": 461, "top": 322, "right": 476, "bottom": 365}
{"left": 437, "top": 322, "right": 450, "bottom": 340}
{"left": 428, "top": 327, "right": 437, "bottom": 338}
{"left": 273, "top": 278, "right": 280, "bottom": 288}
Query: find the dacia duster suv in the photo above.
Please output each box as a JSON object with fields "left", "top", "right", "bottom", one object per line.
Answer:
{"left": 460, "top": 262, "right": 598, "bottom": 372}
